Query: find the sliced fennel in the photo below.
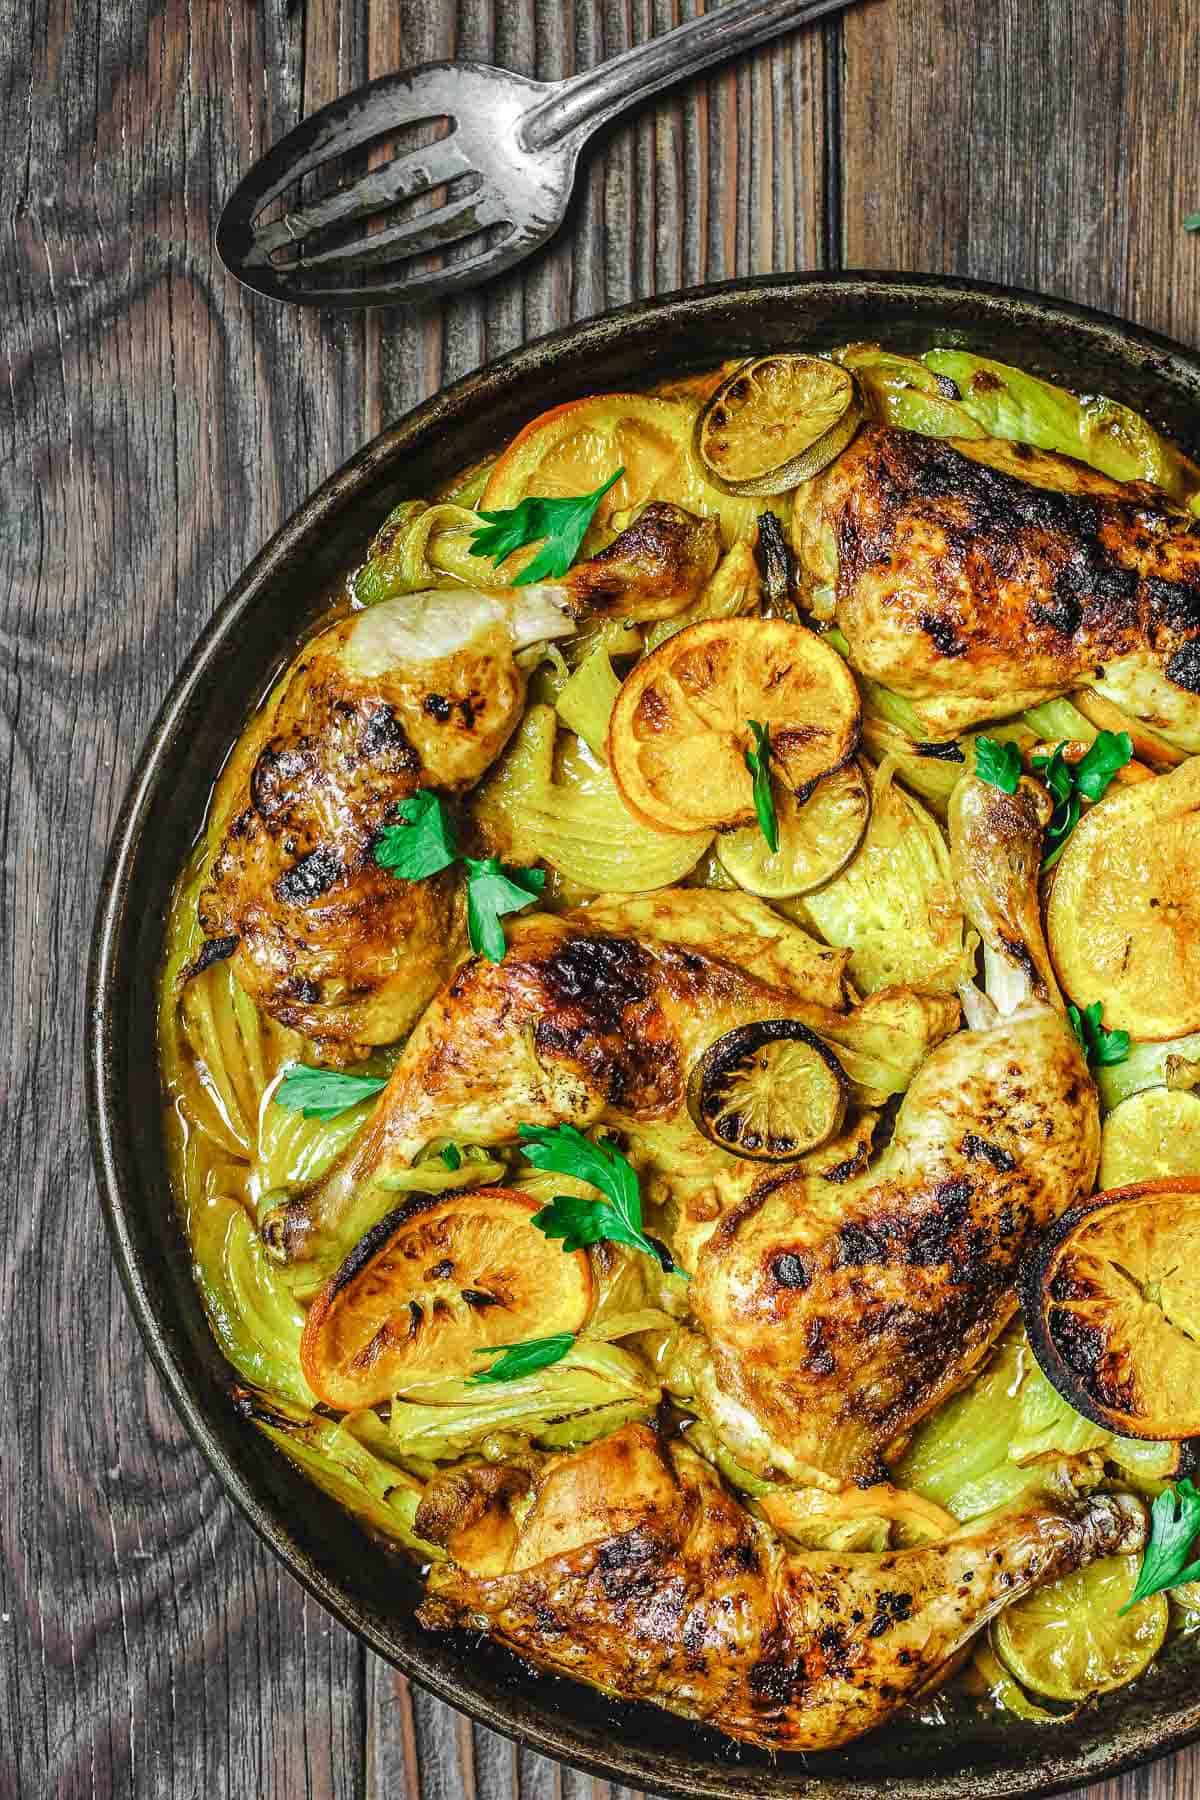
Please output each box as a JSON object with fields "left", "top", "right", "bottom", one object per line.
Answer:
{"left": 800, "top": 757, "right": 977, "bottom": 995}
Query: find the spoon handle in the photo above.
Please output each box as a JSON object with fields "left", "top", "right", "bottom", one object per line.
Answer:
{"left": 522, "top": 0, "right": 857, "bottom": 154}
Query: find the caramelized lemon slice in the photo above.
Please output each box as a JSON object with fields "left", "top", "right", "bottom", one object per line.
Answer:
{"left": 687, "top": 1020, "right": 848, "bottom": 1162}
{"left": 300, "top": 1188, "right": 591, "bottom": 1408}
{"left": 479, "top": 392, "right": 762, "bottom": 548}
{"left": 607, "top": 617, "right": 861, "bottom": 835}
{"left": 695, "top": 354, "right": 863, "bottom": 495}
{"left": 1020, "top": 1178, "right": 1200, "bottom": 1438}
{"left": 992, "top": 1555, "right": 1167, "bottom": 1701}
{"left": 718, "top": 761, "right": 871, "bottom": 898}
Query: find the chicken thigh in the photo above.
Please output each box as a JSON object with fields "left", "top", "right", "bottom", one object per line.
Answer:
{"left": 792, "top": 425, "right": 1200, "bottom": 743}
{"left": 196, "top": 584, "right": 574, "bottom": 1051}
{"left": 692, "top": 774, "right": 1097, "bottom": 1485}
{"left": 419, "top": 1422, "right": 1144, "bottom": 1751}
{"left": 262, "top": 890, "right": 955, "bottom": 1265}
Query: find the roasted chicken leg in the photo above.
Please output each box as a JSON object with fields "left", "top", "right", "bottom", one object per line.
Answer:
{"left": 692, "top": 774, "right": 1097, "bottom": 1484}
{"left": 419, "top": 1422, "right": 1145, "bottom": 1751}
{"left": 793, "top": 425, "right": 1200, "bottom": 743}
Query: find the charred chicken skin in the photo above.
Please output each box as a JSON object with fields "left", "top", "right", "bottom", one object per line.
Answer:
{"left": 196, "top": 584, "right": 575, "bottom": 1051}
{"left": 692, "top": 775, "right": 1096, "bottom": 1485}
{"left": 793, "top": 425, "right": 1200, "bottom": 743}
{"left": 261, "top": 889, "right": 954, "bottom": 1267}
{"left": 419, "top": 1422, "right": 1144, "bottom": 1751}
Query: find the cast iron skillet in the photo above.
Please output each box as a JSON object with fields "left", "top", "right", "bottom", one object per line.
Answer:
{"left": 88, "top": 273, "right": 1200, "bottom": 1800}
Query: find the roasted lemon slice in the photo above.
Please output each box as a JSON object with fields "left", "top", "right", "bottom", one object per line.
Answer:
{"left": 717, "top": 760, "right": 871, "bottom": 898}
{"left": 1020, "top": 1178, "right": 1200, "bottom": 1439}
{"left": 687, "top": 1020, "right": 848, "bottom": 1162}
{"left": 607, "top": 617, "right": 860, "bottom": 834}
{"left": 695, "top": 355, "right": 863, "bottom": 495}
{"left": 479, "top": 392, "right": 762, "bottom": 547}
{"left": 300, "top": 1188, "right": 591, "bottom": 1408}
{"left": 1100, "top": 1089, "right": 1200, "bottom": 1189}
{"left": 992, "top": 1555, "right": 1167, "bottom": 1701}
{"left": 1046, "top": 759, "right": 1200, "bottom": 1040}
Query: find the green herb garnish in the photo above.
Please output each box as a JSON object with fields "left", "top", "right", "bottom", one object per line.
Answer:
{"left": 744, "top": 719, "right": 779, "bottom": 853}
{"left": 1068, "top": 1000, "right": 1131, "bottom": 1070}
{"left": 1121, "top": 1479, "right": 1200, "bottom": 1613}
{"left": 469, "top": 468, "right": 624, "bottom": 585}
{"left": 274, "top": 1064, "right": 388, "bottom": 1120}
{"left": 1033, "top": 730, "right": 1132, "bottom": 869}
{"left": 439, "top": 1143, "right": 462, "bottom": 1171}
{"left": 373, "top": 789, "right": 544, "bottom": 962}
{"left": 974, "top": 735, "right": 1022, "bottom": 794}
{"left": 374, "top": 788, "right": 460, "bottom": 880}
{"left": 463, "top": 856, "right": 545, "bottom": 962}
{"left": 520, "top": 1122, "right": 663, "bottom": 1261}
{"left": 467, "top": 1332, "right": 576, "bottom": 1385}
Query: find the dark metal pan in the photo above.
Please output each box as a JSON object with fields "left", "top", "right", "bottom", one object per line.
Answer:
{"left": 87, "top": 272, "right": 1200, "bottom": 1800}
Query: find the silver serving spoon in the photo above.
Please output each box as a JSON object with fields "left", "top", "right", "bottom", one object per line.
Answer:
{"left": 218, "top": 0, "right": 857, "bottom": 309}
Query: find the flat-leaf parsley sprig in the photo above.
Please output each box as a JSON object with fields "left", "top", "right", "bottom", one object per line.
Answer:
{"left": 1068, "top": 999, "right": 1130, "bottom": 1071}
{"left": 274, "top": 1064, "right": 389, "bottom": 1120}
{"left": 469, "top": 468, "right": 624, "bottom": 585}
{"left": 1121, "top": 1478, "right": 1200, "bottom": 1612}
{"left": 374, "top": 790, "right": 543, "bottom": 963}
{"left": 1032, "top": 730, "right": 1132, "bottom": 870}
{"left": 744, "top": 719, "right": 780, "bottom": 853}
{"left": 521, "top": 1121, "right": 689, "bottom": 1281}
{"left": 467, "top": 1333, "right": 576, "bottom": 1386}
{"left": 974, "top": 735, "right": 1022, "bottom": 794}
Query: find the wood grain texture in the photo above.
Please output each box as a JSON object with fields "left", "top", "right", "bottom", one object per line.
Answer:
{"left": 840, "top": 0, "right": 1200, "bottom": 346}
{"left": 1, "top": 0, "right": 1197, "bottom": 1796}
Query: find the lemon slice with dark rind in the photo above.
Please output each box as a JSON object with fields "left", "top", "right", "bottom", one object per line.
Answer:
{"left": 1019, "top": 1177, "right": 1200, "bottom": 1439}
{"left": 695, "top": 355, "right": 864, "bottom": 496}
{"left": 687, "top": 1020, "right": 848, "bottom": 1162}
{"left": 991, "top": 1555, "right": 1167, "bottom": 1701}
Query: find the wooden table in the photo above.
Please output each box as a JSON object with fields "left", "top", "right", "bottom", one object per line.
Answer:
{"left": 3, "top": 1, "right": 1198, "bottom": 1794}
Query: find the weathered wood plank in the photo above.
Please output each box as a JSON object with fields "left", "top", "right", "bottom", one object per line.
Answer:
{"left": 841, "top": 0, "right": 1200, "bottom": 348}
{"left": 0, "top": 0, "right": 373, "bottom": 1793}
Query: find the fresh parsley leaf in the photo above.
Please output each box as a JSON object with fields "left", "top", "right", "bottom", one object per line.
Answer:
{"left": 974, "top": 736, "right": 1022, "bottom": 794}
{"left": 744, "top": 719, "right": 779, "bottom": 853}
{"left": 467, "top": 1332, "right": 576, "bottom": 1385}
{"left": 520, "top": 1122, "right": 660, "bottom": 1262}
{"left": 468, "top": 468, "right": 625, "bottom": 586}
{"left": 439, "top": 1143, "right": 462, "bottom": 1171}
{"left": 1074, "top": 730, "right": 1134, "bottom": 801}
{"left": 1121, "top": 1479, "right": 1200, "bottom": 1613}
{"left": 1185, "top": 212, "right": 1200, "bottom": 233}
{"left": 373, "top": 794, "right": 545, "bottom": 965}
{"left": 464, "top": 857, "right": 545, "bottom": 962}
{"left": 374, "top": 789, "right": 459, "bottom": 880}
{"left": 1068, "top": 1000, "right": 1131, "bottom": 1070}
{"left": 274, "top": 1064, "right": 388, "bottom": 1121}
{"left": 1033, "top": 731, "right": 1132, "bottom": 869}
{"left": 1033, "top": 744, "right": 1081, "bottom": 868}
{"left": 532, "top": 1191, "right": 651, "bottom": 1257}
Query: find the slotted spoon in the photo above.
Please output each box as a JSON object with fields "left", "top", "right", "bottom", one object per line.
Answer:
{"left": 217, "top": 0, "right": 857, "bottom": 309}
